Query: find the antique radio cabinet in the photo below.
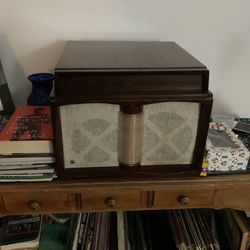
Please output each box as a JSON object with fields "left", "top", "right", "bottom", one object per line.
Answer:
{"left": 53, "top": 41, "right": 213, "bottom": 179}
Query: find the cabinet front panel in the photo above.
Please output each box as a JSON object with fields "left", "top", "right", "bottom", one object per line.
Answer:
{"left": 155, "top": 188, "right": 214, "bottom": 209}
{"left": 81, "top": 190, "right": 141, "bottom": 211}
{"left": 3, "top": 192, "right": 77, "bottom": 215}
{"left": 213, "top": 188, "right": 250, "bottom": 211}
{"left": 56, "top": 73, "right": 204, "bottom": 102}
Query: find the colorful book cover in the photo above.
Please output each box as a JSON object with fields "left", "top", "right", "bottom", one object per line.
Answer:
{"left": 0, "top": 106, "right": 53, "bottom": 140}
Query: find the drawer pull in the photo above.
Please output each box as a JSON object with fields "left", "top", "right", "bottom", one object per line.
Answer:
{"left": 105, "top": 197, "right": 116, "bottom": 208}
{"left": 177, "top": 195, "right": 189, "bottom": 205}
{"left": 29, "top": 201, "right": 41, "bottom": 210}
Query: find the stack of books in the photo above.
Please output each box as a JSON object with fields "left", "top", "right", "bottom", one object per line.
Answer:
{"left": 0, "top": 106, "right": 56, "bottom": 182}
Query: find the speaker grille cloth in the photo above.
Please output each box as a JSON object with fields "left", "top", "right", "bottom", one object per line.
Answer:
{"left": 142, "top": 102, "right": 200, "bottom": 165}
{"left": 60, "top": 103, "right": 119, "bottom": 168}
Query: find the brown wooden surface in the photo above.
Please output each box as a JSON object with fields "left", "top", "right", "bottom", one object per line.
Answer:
{"left": 56, "top": 41, "right": 206, "bottom": 71}
{"left": 55, "top": 72, "right": 209, "bottom": 104}
{"left": 0, "top": 174, "right": 250, "bottom": 215}
{"left": 55, "top": 41, "right": 209, "bottom": 105}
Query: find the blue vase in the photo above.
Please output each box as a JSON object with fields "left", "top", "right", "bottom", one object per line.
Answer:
{"left": 27, "top": 73, "right": 54, "bottom": 106}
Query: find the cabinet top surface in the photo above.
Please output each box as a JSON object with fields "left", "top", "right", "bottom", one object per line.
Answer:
{"left": 56, "top": 41, "right": 206, "bottom": 72}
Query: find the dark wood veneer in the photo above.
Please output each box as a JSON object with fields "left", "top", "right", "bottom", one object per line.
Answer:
{"left": 53, "top": 41, "right": 213, "bottom": 179}
{"left": 55, "top": 71, "right": 209, "bottom": 105}
{"left": 56, "top": 41, "right": 206, "bottom": 70}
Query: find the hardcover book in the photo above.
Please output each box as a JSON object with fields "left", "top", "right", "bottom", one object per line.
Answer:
{"left": 0, "top": 106, "right": 53, "bottom": 155}
{"left": 0, "top": 106, "right": 53, "bottom": 141}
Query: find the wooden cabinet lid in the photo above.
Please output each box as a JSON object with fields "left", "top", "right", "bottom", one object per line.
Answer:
{"left": 56, "top": 41, "right": 206, "bottom": 72}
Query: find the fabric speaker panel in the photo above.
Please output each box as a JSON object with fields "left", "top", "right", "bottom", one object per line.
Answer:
{"left": 142, "top": 102, "right": 200, "bottom": 165}
{"left": 60, "top": 103, "right": 119, "bottom": 168}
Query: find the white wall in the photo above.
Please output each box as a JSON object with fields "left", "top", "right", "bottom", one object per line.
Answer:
{"left": 0, "top": 0, "right": 249, "bottom": 117}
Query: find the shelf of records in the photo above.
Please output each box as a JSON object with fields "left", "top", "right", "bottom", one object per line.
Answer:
{"left": 0, "top": 208, "right": 250, "bottom": 250}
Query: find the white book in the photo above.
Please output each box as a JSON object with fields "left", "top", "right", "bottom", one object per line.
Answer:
{"left": 0, "top": 156, "right": 55, "bottom": 165}
{"left": 0, "top": 164, "right": 49, "bottom": 170}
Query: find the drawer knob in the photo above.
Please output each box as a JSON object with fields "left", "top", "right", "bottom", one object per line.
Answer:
{"left": 177, "top": 195, "right": 189, "bottom": 205}
{"left": 105, "top": 197, "right": 116, "bottom": 208}
{"left": 29, "top": 201, "right": 41, "bottom": 211}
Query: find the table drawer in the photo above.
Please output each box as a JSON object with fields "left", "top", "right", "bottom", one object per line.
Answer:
{"left": 154, "top": 188, "right": 214, "bottom": 209}
{"left": 81, "top": 190, "right": 141, "bottom": 211}
{"left": 3, "top": 192, "right": 77, "bottom": 214}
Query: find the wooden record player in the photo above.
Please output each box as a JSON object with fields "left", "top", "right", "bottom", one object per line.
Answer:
{"left": 53, "top": 41, "right": 213, "bottom": 179}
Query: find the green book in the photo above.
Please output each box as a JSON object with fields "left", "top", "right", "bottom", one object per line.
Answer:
{"left": 0, "top": 173, "right": 56, "bottom": 182}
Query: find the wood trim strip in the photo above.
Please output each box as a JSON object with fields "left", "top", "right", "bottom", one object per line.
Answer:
{"left": 140, "top": 191, "right": 155, "bottom": 208}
